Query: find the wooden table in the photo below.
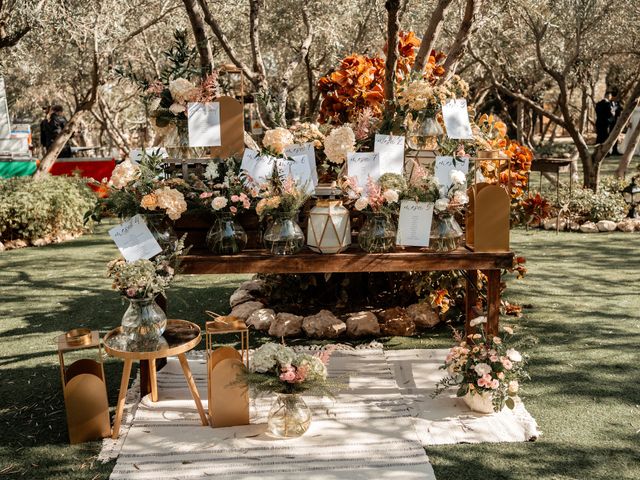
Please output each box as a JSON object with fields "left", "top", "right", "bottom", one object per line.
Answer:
{"left": 529, "top": 157, "right": 574, "bottom": 232}
{"left": 103, "top": 319, "right": 209, "bottom": 438}
{"left": 181, "top": 246, "right": 514, "bottom": 337}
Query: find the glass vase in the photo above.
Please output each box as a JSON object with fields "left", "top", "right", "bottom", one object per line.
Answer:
{"left": 267, "top": 393, "right": 312, "bottom": 438}
{"left": 121, "top": 296, "right": 167, "bottom": 350}
{"left": 206, "top": 213, "right": 247, "bottom": 254}
{"left": 406, "top": 114, "right": 443, "bottom": 151}
{"left": 142, "top": 213, "right": 178, "bottom": 253}
{"left": 357, "top": 213, "right": 396, "bottom": 253}
{"left": 429, "top": 213, "right": 463, "bottom": 252}
{"left": 263, "top": 211, "right": 305, "bottom": 255}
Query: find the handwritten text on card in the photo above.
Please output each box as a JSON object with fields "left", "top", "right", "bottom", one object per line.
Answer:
{"left": 187, "top": 102, "right": 222, "bottom": 147}
{"left": 374, "top": 134, "right": 405, "bottom": 175}
{"left": 396, "top": 201, "right": 434, "bottom": 247}
{"left": 108, "top": 215, "right": 162, "bottom": 262}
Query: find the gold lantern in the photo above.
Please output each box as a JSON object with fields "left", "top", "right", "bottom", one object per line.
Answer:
{"left": 307, "top": 199, "right": 351, "bottom": 254}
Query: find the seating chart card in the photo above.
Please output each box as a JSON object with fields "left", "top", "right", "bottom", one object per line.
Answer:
{"left": 396, "top": 201, "right": 434, "bottom": 247}
{"left": 108, "top": 215, "right": 162, "bottom": 262}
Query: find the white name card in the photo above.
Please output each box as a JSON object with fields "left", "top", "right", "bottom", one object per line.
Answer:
{"left": 108, "top": 215, "right": 162, "bottom": 262}
{"left": 442, "top": 99, "right": 473, "bottom": 139}
{"left": 240, "top": 149, "right": 276, "bottom": 186}
{"left": 396, "top": 201, "right": 434, "bottom": 247}
{"left": 347, "top": 152, "right": 380, "bottom": 190}
{"left": 278, "top": 155, "right": 315, "bottom": 195}
{"left": 435, "top": 155, "right": 469, "bottom": 190}
{"left": 374, "top": 134, "right": 405, "bottom": 176}
{"left": 187, "top": 102, "right": 222, "bottom": 147}
{"left": 284, "top": 142, "right": 318, "bottom": 186}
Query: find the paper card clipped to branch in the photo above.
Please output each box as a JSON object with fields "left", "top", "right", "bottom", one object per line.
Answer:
{"left": 347, "top": 152, "right": 380, "bottom": 191}
{"left": 435, "top": 155, "right": 469, "bottom": 190}
{"left": 442, "top": 99, "right": 473, "bottom": 139}
{"left": 396, "top": 200, "right": 434, "bottom": 247}
{"left": 374, "top": 134, "right": 405, "bottom": 175}
{"left": 187, "top": 102, "right": 222, "bottom": 147}
{"left": 284, "top": 142, "right": 318, "bottom": 186}
{"left": 108, "top": 214, "right": 162, "bottom": 262}
{"left": 129, "top": 148, "right": 168, "bottom": 163}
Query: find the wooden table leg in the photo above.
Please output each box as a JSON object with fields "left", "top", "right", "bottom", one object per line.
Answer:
{"left": 149, "top": 358, "right": 158, "bottom": 402}
{"left": 112, "top": 359, "right": 133, "bottom": 439}
{"left": 465, "top": 269, "right": 479, "bottom": 336}
{"left": 485, "top": 269, "right": 501, "bottom": 337}
{"left": 178, "top": 353, "right": 209, "bottom": 426}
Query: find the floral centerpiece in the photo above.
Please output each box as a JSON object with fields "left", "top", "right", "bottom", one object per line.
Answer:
{"left": 247, "top": 343, "right": 338, "bottom": 437}
{"left": 433, "top": 319, "right": 528, "bottom": 413}
{"left": 430, "top": 168, "right": 469, "bottom": 252}
{"left": 107, "top": 236, "right": 188, "bottom": 349}
{"left": 474, "top": 113, "right": 507, "bottom": 154}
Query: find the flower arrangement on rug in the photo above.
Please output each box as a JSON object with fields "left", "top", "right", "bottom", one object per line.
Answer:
{"left": 433, "top": 319, "right": 529, "bottom": 412}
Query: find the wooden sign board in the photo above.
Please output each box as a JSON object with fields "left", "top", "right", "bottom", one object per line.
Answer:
{"left": 466, "top": 183, "right": 510, "bottom": 252}
{"left": 209, "top": 354, "right": 250, "bottom": 428}
{"left": 209, "top": 96, "right": 245, "bottom": 159}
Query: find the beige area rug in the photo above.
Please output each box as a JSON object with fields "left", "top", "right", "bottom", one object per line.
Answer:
{"left": 107, "top": 349, "right": 437, "bottom": 480}
{"left": 384, "top": 349, "right": 541, "bottom": 445}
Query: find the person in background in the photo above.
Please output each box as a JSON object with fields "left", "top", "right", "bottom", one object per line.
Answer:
{"left": 610, "top": 90, "right": 622, "bottom": 155}
{"left": 39, "top": 105, "right": 52, "bottom": 155}
{"left": 595, "top": 91, "right": 614, "bottom": 146}
{"left": 48, "top": 105, "right": 72, "bottom": 157}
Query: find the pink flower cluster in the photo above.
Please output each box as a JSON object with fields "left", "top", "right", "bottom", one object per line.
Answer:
{"left": 478, "top": 373, "right": 499, "bottom": 389}
{"left": 230, "top": 193, "right": 251, "bottom": 213}
{"left": 365, "top": 177, "right": 385, "bottom": 211}
{"left": 279, "top": 364, "right": 308, "bottom": 384}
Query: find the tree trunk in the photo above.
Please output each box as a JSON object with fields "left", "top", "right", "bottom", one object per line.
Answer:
{"left": 384, "top": 0, "right": 401, "bottom": 117}
{"left": 442, "top": 0, "right": 483, "bottom": 77}
{"left": 181, "top": 0, "right": 214, "bottom": 76}
{"left": 615, "top": 118, "right": 640, "bottom": 178}
{"left": 413, "top": 0, "right": 453, "bottom": 72}
{"left": 583, "top": 153, "right": 602, "bottom": 191}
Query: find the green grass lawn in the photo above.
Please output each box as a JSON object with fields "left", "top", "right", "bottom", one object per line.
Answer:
{"left": 1, "top": 223, "right": 639, "bottom": 479}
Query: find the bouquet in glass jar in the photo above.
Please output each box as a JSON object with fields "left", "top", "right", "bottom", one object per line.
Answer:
{"left": 197, "top": 159, "right": 254, "bottom": 254}
{"left": 430, "top": 168, "right": 469, "bottom": 252}
{"left": 432, "top": 320, "right": 529, "bottom": 413}
{"left": 342, "top": 173, "right": 403, "bottom": 253}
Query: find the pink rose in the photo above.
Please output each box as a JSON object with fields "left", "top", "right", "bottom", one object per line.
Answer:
{"left": 490, "top": 379, "right": 500, "bottom": 389}
{"left": 231, "top": 195, "right": 239, "bottom": 202}
{"left": 200, "top": 192, "right": 213, "bottom": 199}
{"left": 230, "top": 206, "right": 238, "bottom": 214}
{"left": 490, "top": 355, "right": 499, "bottom": 362}
{"left": 279, "top": 370, "right": 296, "bottom": 382}
{"left": 478, "top": 374, "right": 493, "bottom": 388}
{"left": 501, "top": 357, "right": 513, "bottom": 370}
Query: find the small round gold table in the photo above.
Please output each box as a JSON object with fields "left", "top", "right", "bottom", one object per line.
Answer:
{"left": 103, "top": 319, "right": 208, "bottom": 438}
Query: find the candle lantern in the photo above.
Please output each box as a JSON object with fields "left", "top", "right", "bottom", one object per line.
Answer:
{"left": 307, "top": 198, "right": 352, "bottom": 254}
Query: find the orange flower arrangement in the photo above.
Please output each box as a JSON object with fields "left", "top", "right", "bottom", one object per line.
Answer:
{"left": 318, "top": 31, "right": 446, "bottom": 124}
{"left": 480, "top": 139, "right": 533, "bottom": 201}
{"left": 476, "top": 114, "right": 508, "bottom": 150}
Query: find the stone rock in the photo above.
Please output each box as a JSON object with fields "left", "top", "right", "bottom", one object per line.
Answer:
{"left": 617, "top": 219, "right": 636, "bottom": 232}
{"left": 596, "top": 220, "right": 617, "bottom": 232}
{"left": 542, "top": 217, "right": 566, "bottom": 231}
{"left": 346, "top": 311, "right": 380, "bottom": 337}
{"left": 634, "top": 219, "right": 640, "bottom": 231}
{"left": 4, "top": 239, "right": 28, "bottom": 249}
{"left": 302, "top": 310, "right": 346, "bottom": 339}
{"left": 567, "top": 221, "right": 582, "bottom": 232}
{"left": 229, "top": 301, "right": 264, "bottom": 320}
{"left": 0, "top": 241, "right": 4, "bottom": 252}
{"left": 379, "top": 307, "right": 416, "bottom": 337}
{"left": 31, "top": 238, "right": 50, "bottom": 247}
{"left": 239, "top": 279, "right": 266, "bottom": 295}
{"left": 229, "top": 288, "right": 255, "bottom": 308}
{"left": 246, "top": 308, "right": 276, "bottom": 331}
{"left": 406, "top": 303, "right": 440, "bottom": 329}
{"left": 579, "top": 222, "right": 599, "bottom": 233}
{"left": 268, "top": 312, "right": 303, "bottom": 337}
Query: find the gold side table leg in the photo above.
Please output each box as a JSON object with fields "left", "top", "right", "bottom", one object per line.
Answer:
{"left": 178, "top": 353, "right": 209, "bottom": 426}
{"left": 149, "top": 359, "right": 158, "bottom": 402}
{"left": 112, "top": 359, "right": 133, "bottom": 439}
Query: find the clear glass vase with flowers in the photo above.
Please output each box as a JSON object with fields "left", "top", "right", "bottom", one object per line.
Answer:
{"left": 430, "top": 168, "right": 469, "bottom": 252}
{"left": 245, "top": 343, "right": 340, "bottom": 438}
{"left": 433, "top": 318, "right": 529, "bottom": 413}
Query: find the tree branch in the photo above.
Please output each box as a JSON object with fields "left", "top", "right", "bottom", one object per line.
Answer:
{"left": 384, "top": 0, "right": 401, "bottom": 115}
{"left": 181, "top": 0, "right": 214, "bottom": 76}
{"left": 442, "top": 0, "right": 483, "bottom": 77}
{"left": 249, "top": 0, "right": 267, "bottom": 88}
{"left": 413, "top": 0, "right": 453, "bottom": 72}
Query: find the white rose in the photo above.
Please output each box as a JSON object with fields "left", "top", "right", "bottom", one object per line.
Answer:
{"left": 354, "top": 197, "right": 369, "bottom": 211}
{"left": 434, "top": 198, "right": 449, "bottom": 212}
{"left": 383, "top": 189, "right": 399, "bottom": 203}
{"left": 204, "top": 162, "right": 219, "bottom": 180}
{"left": 169, "top": 102, "right": 186, "bottom": 115}
{"left": 508, "top": 380, "right": 519, "bottom": 394}
{"left": 469, "top": 316, "right": 487, "bottom": 327}
{"left": 450, "top": 169, "right": 467, "bottom": 185}
{"left": 453, "top": 190, "right": 469, "bottom": 205}
{"left": 211, "top": 196, "right": 228, "bottom": 210}
{"left": 506, "top": 348, "right": 522, "bottom": 362}
{"left": 474, "top": 362, "right": 492, "bottom": 376}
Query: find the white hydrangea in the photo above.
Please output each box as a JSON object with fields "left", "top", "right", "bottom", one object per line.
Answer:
{"left": 110, "top": 160, "right": 141, "bottom": 189}
{"left": 383, "top": 189, "right": 399, "bottom": 203}
{"left": 450, "top": 169, "right": 467, "bottom": 185}
{"left": 324, "top": 125, "right": 356, "bottom": 164}
{"left": 204, "top": 162, "right": 219, "bottom": 180}
{"left": 434, "top": 198, "right": 450, "bottom": 212}
{"left": 251, "top": 343, "right": 280, "bottom": 373}
{"left": 296, "top": 354, "right": 327, "bottom": 382}
{"left": 473, "top": 362, "right": 492, "bottom": 376}
{"left": 262, "top": 127, "right": 294, "bottom": 155}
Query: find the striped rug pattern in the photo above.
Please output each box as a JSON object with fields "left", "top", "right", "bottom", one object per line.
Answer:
{"left": 109, "top": 349, "right": 437, "bottom": 480}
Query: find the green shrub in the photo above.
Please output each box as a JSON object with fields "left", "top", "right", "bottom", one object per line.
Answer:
{"left": 558, "top": 180, "right": 628, "bottom": 223}
{"left": 0, "top": 175, "right": 97, "bottom": 242}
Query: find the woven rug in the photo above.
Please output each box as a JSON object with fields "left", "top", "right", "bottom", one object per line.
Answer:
{"left": 108, "top": 349, "right": 437, "bottom": 480}
{"left": 385, "top": 349, "right": 541, "bottom": 445}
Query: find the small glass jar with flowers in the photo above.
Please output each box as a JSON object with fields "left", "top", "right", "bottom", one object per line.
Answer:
{"left": 433, "top": 318, "right": 528, "bottom": 413}
{"left": 430, "top": 168, "right": 469, "bottom": 252}
{"left": 343, "top": 173, "right": 404, "bottom": 253}
{"left": 246, "top": 343, "right": 338, "bottom": 438}
{"left": 198, "top": 159, "right": 252, "bottom": 255}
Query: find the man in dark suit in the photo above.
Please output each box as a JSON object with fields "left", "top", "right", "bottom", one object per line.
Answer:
{"left": 595, "top": 91, "right": 614, "bottom": 145}
{"left": 610, "top": 90, "right": 622, "bottom": 155}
